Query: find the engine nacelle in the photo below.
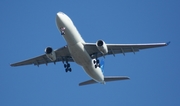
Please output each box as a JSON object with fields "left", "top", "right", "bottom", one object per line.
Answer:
{"left": 96, "top": 40, "right": 108, "bottom": 54}
{"left": 45, "top": 47, "right": 57, "bottom": 61}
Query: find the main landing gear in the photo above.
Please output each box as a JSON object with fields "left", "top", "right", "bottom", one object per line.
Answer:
{"left": 91, "top": 54, "right": 100, "bottom": 68}
{"left": 63, "top": 62, "right": 72, "bottom": 72}
{"left": 93, "top": 59, "right": 100, "bottom": 68}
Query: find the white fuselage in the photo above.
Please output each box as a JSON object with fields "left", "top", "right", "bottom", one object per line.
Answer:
{"left": 56, "top": 12, "right": 104, "bottom": 83}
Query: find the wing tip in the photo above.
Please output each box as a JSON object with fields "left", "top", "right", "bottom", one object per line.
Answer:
{"left": 166, "top": 41, "right": 171, "bottom": 46}
{"left": 10, "top": 63, "right": 15, "bottom": 67}
{"left": 121, "top": 76, "right": 130, "bottom": 79}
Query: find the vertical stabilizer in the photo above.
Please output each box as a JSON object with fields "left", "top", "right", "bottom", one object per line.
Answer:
{"left": 100, "top": 59, "right": 105, "bottom": 73}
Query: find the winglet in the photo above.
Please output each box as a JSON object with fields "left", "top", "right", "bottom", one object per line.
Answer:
{"left": 166, "top": 41, "right": 171, "bottom": 46}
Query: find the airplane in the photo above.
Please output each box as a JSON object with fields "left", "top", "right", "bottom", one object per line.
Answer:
{"left": 11, "top": 12, "right": 170, "bottom": 86}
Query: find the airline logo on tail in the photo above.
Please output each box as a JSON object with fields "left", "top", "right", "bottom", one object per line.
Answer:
{"left": 100, "top": 59, "right": 105, "bottom": 73}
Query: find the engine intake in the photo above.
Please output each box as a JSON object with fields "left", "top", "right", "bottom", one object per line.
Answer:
{"left": 97, "top": 40, "right": 103, "bottom": 46}
{"left": 45, "top": 47, "right": 56, "bottom": 61}
{"left": 96, "top": 40, "right": 108, "bottom": 54}
{"left": 46, "top": 47, "right": 53, "bottom": 54}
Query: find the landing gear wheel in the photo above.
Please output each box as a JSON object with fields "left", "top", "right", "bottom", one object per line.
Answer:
{"left": 64, "top": 62, "right": 72, "bottom": 72}
{"left": 64, "top": 64, "right": 67, "bottom": 68}
{"left": 97, "top": 59, "right": 99, "bottom": 64}
{"left": 67, "top": 63, "right": 70, "bottom": 68}
{"left": 95, "top": 65, "right": 97, "bottom": 68}
{"left": 93, "top": 60, "right": 96, "bottom": 64}
{"left": 69, "top": 68, "right": 72, "bottom": 72}
{"left": 65, "top": 68, "right": 68, "bottom": 72}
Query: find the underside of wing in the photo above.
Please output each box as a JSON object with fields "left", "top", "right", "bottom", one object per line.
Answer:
{"left": 84, "top": 41, "right": 170, "bottom": 58}
{"left": 11, "top": 45, "right": 74, "bottom": 67}
{"left": 11, "top": 54, "right": 50, "bottom": 66}
{"left": 79, "top": 76, "right": 130, "bottom": 86}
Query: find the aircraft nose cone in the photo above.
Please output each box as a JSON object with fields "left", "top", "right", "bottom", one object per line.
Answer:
{"left": 56, "top": 12, "right": 62, "bottom": 20}
{"left": 56, "top": 12, "right": 67, "bottom": 24}
{"left": 56, "top": 12, "right": 64, "bottom": 30}
{"left": 56, "top": 12, "right": 65, "bottom": 18}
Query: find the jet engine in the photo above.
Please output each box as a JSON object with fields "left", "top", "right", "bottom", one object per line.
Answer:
{"left": 45, "top": 47, "right": 57, "bottom": 61}
{"left": 96, "top": 40, "right": 108, "bottom": 54}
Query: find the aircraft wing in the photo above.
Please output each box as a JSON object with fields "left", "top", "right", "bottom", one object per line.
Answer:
{"left": 11, "top": 45, "right": 74, "bottom": 67}
{"left": 84, "top": 42, "right": 170, "bottom": 58}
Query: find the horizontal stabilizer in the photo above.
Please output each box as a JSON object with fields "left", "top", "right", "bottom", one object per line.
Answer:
{"left": 104, "top": 76, "right": 130, "bottom": 82}
{"left": 79, "top": 76, "right": 130, "bottom": 86}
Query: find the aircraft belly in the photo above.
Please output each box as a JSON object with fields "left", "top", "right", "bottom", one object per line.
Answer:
{"left": 83, "top": 65, "right": 104, "bottom": 82}
{"left": 68, "top": 42, "right": 91, "bottom": 66}
{"left": 68, "top": 42, "right": 104, "bottom": 82}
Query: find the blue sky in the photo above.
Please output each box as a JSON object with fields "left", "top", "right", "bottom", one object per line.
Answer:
{"left": 1, "top": 0, "right": 180, "bottom": 106}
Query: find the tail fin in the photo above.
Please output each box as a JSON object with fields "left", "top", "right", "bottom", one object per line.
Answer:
{"left": 99, "top": 59, "right": 105, "bottom": 73}
{"left": 79, "top": 76, "right": 130, "bottom": 86}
